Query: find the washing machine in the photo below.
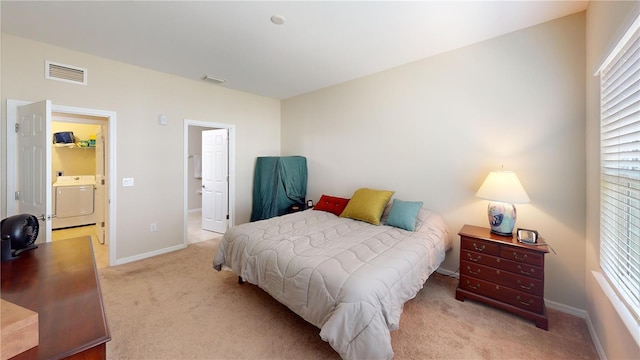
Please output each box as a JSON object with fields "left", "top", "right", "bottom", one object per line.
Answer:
{"left": 52, "top": 175, "right": 96, "bottom": 230}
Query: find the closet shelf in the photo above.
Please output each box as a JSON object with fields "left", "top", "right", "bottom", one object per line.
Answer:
{"left": 53, "top": 143, "right": 95, "bottom": 149}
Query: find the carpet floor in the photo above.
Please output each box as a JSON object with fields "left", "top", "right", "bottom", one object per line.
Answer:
{"left": 98, "top": 238, "right": 598, "bottom": 359}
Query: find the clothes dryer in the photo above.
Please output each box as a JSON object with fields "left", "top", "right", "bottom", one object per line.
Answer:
{"left": 52, "top": 176, "right": 96, "bottom": 229}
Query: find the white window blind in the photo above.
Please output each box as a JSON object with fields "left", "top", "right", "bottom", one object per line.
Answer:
{"left": 599, "top": 15, "right": 640, "bottom": 321}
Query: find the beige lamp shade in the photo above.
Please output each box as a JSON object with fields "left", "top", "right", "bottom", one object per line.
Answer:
{"left": 475, "top": 170, "right": 530, "bottom": 204}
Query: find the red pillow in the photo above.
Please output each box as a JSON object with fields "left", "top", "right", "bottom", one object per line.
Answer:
{"left": 313, "top": 195, "right": 350, "bottom": 216}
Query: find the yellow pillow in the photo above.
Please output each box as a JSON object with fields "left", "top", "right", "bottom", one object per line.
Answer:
{"left": 339, "top": 188, "right": 394, "bottom": 225}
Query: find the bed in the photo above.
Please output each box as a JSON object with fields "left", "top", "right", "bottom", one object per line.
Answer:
{"left": 213, "top": 192, "right": 451, "bottom": 360}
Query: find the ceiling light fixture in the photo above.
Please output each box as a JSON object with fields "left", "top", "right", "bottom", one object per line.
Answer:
{"left": 201, "top": 75, "right": 226, "bottom": 84}
{"left": 270, "top": 15, "right": 286, "bottom": 25}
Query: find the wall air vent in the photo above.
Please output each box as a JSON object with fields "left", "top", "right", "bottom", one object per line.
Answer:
{"left": 45, "top": 61, "right": 87, "bottom": 85}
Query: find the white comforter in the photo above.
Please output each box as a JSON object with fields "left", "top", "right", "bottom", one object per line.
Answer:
{"left": 213, "top": 208, "right": 451, "bottom": 360}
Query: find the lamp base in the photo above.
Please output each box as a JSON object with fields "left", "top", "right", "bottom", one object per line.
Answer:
{"left": 490, "top": 229, "right": 514, "bottom": 237}
{"left": 487, "top": 201, "right": 516, "bottom": 237}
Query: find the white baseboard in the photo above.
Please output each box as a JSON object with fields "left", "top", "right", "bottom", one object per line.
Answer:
{"left": 437, "top": 267, "right": 605, "bottom": 359}
{"left": 544, "top": 298, "right": 608, "bottom": 358}
{"left": 188, "top": 208, "right": 202, "bottom": 214}
{"left": 584, "top": 311, "right": 607, "bottom": 360}
{"left": 438, "top": 267, "right": 589, "bottom": 318}
{"left": 113, "top": 243, "right": 187, "bottom": 266}
{"left": 436, "top": 267, "right": 459, "bottom": 278}
{"left": 545, "top": 299, "right": 587, "bottom": 318}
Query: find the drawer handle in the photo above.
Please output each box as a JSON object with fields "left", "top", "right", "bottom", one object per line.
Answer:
{"left": 467, "top": 253, "right": 481, "bottom": 262}
{"left": 517, "top": 265, "right": 534, "bottom": 276}
{"left": 466, "top": 280, "right": 480, "bottom": 290}
{"left": 466, "top": 266, "right": 480, "bottom": 275}
{"left": 473, "top": 243, "right": 486, "bottom": 252}
{"left": 513, "top": 252, "right": 528, "bottom": 261}
{"left": 517, "top": 280, "right": 534, "bottom": 290}
{"left": 517, "top": 296, "right": 533, "bottom": 307}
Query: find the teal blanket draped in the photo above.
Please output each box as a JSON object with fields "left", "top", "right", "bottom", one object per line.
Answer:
{"left": 250, "top": 156, "right": 308, "bottom": 222}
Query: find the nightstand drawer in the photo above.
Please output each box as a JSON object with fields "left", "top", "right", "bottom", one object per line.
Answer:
{"left": 461, "top": 260, "right": 543, "bottom": 296}
{"left": 495, "top": 257, "right": 544, "bottom": 280}
{"left": 500, "top": 247, "right": 544, "bottom": 267}
{"left": 461, "top": 237, "right": 500, "bottom": 256}
{"left": 459, "top": 275, "right": 544, "bottom": 314}
{"left": 461, "top": 249, "right": 498, "bottom": 267}
{"left": 462, "top": 250, "right": 544, "bottom": 280}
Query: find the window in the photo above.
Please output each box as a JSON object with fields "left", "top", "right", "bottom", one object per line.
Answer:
{"left": 599, "top": 14, "right": 640, "bottom": 321}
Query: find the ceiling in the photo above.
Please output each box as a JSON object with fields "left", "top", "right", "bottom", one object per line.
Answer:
{"left": 1, "top": 1, "right": 588, "bottom": 99}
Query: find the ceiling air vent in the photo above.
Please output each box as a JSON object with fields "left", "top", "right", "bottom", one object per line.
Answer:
{"left": 202, "top": 75, "right": 226, "bottom": 85}
{"left": 45, "top": 61, "right": 87, "bottom": 85}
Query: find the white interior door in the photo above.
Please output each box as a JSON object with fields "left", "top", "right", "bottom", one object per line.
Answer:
{"left": 94, "top": 126, "right": 107, "bottom": 245}
{"left": 201, "top": 129, "right": 228, "bottom": 233}
{"left": 16, "top": 100, "right": 52, "bottom": 243}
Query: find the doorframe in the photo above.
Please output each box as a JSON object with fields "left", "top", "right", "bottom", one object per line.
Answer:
{"left": 183, "top": 119, "right": 235, "bottom": 244}
{"left": 6, "top": 99, "right": 118, "bottom": 266}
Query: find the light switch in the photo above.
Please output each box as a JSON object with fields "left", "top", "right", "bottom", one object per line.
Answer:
{"left": 158, "top": 114, "right": 168, "bottom": 125}
{"left": 122, "top": 178, "right": 134, "bottom": 187}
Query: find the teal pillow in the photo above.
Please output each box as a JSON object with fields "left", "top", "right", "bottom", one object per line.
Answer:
{"left": 385, "top": 199, "right": 423, "bottom": 231}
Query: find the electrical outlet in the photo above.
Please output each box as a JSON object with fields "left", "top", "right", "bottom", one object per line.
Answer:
{"left": 150, "top": 223, "right": 157, "bottom": 232}
{"left": 122, "top": 178, "right": 134, "bottom": 187}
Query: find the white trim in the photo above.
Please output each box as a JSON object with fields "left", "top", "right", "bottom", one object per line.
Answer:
{"left": 436, "top": 267, "right": 459, "bottom": 278}
{"left": 441, "top": 269, "right": 593, "bottom": 320}
{"left": 594, "top": 13, "right": 640, "bottom": 75}
{"left": 592, "top": 271, "right": 640, "bottom": 347}
{"left": 6, "top": 99, "right": 118, "bottom": 268}
{"left": 114, "top": 243, "right": 186, "bottom": 266}
{"left": 183, "top": 119, "right": 236, "bottom": 246}
{"left": 437, "top": 268, "right": 591, "bottom": 320}
{"left": 584, "top": 310, "right": 608, "bottom": 360}
{"left": 545, "top": 299, "right": 588, "bottom": 319}
{"left": 188, "top": 207, "right": 202, "bottom": 214}
{"left": 437, "top": 265, "right": 612, "bottom": 358}
{"left": 543, "top": 300, "right": 611, "bottom": 358}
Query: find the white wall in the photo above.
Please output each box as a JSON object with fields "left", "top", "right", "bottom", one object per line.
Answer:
{"left": 282, "top": 13, "right": 587, "bottom": 309}
{"left": 1, "top": 34, "right": 281, "bottom": 263}
{"left": 585, "top": 1, "right": 640, "bottom": 358}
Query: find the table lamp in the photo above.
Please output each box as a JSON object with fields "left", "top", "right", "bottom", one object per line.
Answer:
{"left": 475, "top": 169, "right": 530, "bottom": 236}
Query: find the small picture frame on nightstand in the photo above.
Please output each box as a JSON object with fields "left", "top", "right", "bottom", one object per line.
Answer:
{"left": 517, "top": 228, "right": 538, "bottom": 244}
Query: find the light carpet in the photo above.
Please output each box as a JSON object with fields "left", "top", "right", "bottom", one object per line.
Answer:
{"left": 98, "top": 238, "right": 598, "bottom": 359}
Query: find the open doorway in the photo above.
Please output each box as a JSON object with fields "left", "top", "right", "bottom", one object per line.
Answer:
{"left": 50, "top": 113, "right": 109, "bottom": 268}
{"left": 6, "top": 99, "right": 117, "bottom": 268}
{"left": 183, "top": 119, "right": 235, "bottom": 244}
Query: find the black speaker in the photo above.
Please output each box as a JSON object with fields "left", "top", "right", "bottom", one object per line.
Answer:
{"left": 1, "top": 214, "right": 39, "bottom": 261}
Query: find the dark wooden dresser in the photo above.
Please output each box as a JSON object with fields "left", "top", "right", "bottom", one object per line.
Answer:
{"left": 455, "top": 224, "right": 549, "bottom": 330}
{"left": 1, "top": 237, "right": 111, "bottom": 359}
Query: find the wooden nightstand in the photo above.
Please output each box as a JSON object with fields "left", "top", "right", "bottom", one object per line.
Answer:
{"left": 455, "top": 224, "right": 550, "bottom": 330}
